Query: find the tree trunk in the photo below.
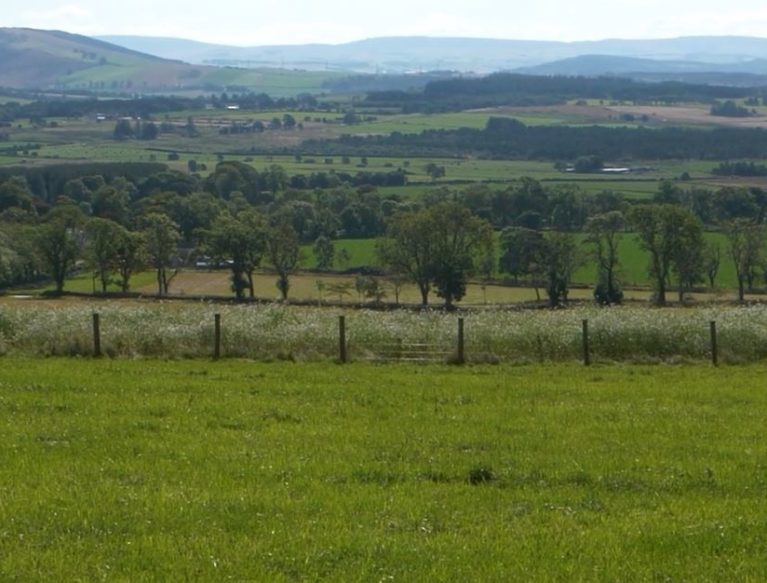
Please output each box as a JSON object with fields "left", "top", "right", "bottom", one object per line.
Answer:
{"left": 156, "top": 268, "right": 164, "bottom": 296}
{"left": 418, "top": 283, "right": 429, "bottom": 306}
{"left": 655, "top": 281, "right": 666, "bottom": 306}
{"left": 738, "top": 278, "right": 745, "bottom": 302}
{"left": 278, "top": 273, "right": 289, "bottom": 301}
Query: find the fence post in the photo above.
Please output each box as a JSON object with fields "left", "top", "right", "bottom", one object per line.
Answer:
{"left": 582, "top": 319, "right": 590, "bottom": 366}
{"left": 457, "top": 317, "right": 465, "bottom": 365}
{"left": 214, "top": 313, "right": 221, "bottom": 360}
{"left": 92, "top": 313, "right": 101, "bottom": 358}
{"left": 339, "top": 316, "right": 347, "bottom": 363}
{"left": 710, "top": 321, "right": 718, "bottom": 367}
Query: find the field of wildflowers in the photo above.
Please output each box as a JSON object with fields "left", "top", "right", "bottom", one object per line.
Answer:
{"left": 2, "top": 301, "right": 767, "bottom": 363}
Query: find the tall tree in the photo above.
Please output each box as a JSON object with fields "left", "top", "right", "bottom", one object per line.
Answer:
{"left": 35, "top": 206, "right": 84, "bottom": 294}
{"left": 313, "top": 235, "right": 335, "bottom": 271}
{"left": 377, "top": 202, "right": 493, "bottom": 307}
{"left": 143, "top": 213, "right": 180, "bottom": 296}
{"left": 113, "top": 230, "right": 145, "bottom": 293}
{"left": 429, "top": 203, "right": 494, "bottom": 308}
{"left": 703, "top": 241, "right": 721, "bottom": 289}
{"left": 204, "top": 210, "right": 266, "bottom": 300}
{"left": 727, "top": 220, "right": 766, "bottom": 301}
{"left": 266, "top": 220, "right": 300, "bottom": 301}
{"left": 629, "top": 204, "right": 703, "bottom": 305}
{"left": 540, "top": 232, "right": 580, "bottom": 307}
{"left": 671, "top": 221, "right": 705, "bottom": 302}
{"left": 585, "top": 211, "right": 625, "bottom": 305}
{"left": 377, "top": 211, "right": 435, "bottom": 306}
{"left": 84, "top": 218, "right": 127, "bottom": 293}
{"left": 499, "top": 227, "right": 544, "bottom": 284}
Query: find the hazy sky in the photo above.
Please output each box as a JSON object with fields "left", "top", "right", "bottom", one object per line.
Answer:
{"left": 3, "top": 0, "right": 767, "bottom": 45}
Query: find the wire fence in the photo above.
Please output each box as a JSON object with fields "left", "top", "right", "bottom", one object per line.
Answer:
{"left": 3, "top": 303, "right": 766, "bottom": 364}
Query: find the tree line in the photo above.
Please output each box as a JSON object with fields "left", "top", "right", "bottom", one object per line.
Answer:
{"left": 302, "top": 117, "right": 767, "bottom": 161}
{"left": 3, "top": 162, "right": 767, "bottom": 306}
{"left": 364, "top": 73, "right": 756, "bottom": 112}
{"left": 0, "top": 92, "right": 327, "bottom": 124}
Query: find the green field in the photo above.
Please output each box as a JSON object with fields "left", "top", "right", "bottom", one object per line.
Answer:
{"left": 2, "top": 102, "right": 743, "bottom": 199}
{"left": 0, "top": 358, "right": 765, "bottom": 580}
{"left": 303, "top": 232, "right": 737, "bottom": 290}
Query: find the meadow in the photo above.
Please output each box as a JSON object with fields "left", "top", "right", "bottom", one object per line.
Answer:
{"left": 3, "top": 301, "right": 767, "bottom": 363}
{"left": 0, "top": 357, "right": 765, "bottom": 580}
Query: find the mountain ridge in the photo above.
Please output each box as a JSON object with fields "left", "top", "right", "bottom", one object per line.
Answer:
{"left": 98, "top": 33, "right": 767, "bottom": 73}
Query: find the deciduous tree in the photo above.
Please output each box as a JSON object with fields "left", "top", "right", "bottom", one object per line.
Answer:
{"left": 35, "top": 205, "right": 84, "bottom": 294}
{"left": 143, "top": 213, "right": 180, "bottom": 297}
{"left": 727, "top": 220, "right": 766, "bottom": 301}
{"left": 585, "top": 211, "right": 625, "bottom": 305}
{"left": 266, "top": 220, "right": 300, "bottom": 301}
{"left": 629, "top": 204, "right": 703, "bottom": 305}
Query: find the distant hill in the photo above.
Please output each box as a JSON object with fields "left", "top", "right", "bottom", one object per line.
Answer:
{"left": 518, "top": 54, "right": 767, "bottom": 76}
{"left": 0, "top": 28, "right": 344, "bottom": 94}
{"left": 99, "top": 34, "right": 767, "bottom": 74}
{"left": 0, "top": 28, "right": 165, "bottom": 88}
{"left": 8, "top": 28, "right": 767, "bottom": 95}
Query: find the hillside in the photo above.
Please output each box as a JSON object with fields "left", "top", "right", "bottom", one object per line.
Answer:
{"left": 99, "top": 34, "right": 767, "bottom": 74}
{"left": 0, "top": 28, "right": 167, "bottom": 88}
{"left": 518, "top": 54, "right": 767, "bottom": 78}
{"left": 0, "top": 28, "right": 343, "bottom": 95}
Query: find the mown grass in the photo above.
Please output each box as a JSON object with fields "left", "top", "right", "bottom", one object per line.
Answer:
{"left": 0, "top": 358, "right": 765, "bottom": 580}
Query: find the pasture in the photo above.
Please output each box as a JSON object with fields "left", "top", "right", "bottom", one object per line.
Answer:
{"left": 0, "top": 358, "right": 765, "bottom": 580}
{"left": 2, "top": 104, "right": 738, "bottom": 198}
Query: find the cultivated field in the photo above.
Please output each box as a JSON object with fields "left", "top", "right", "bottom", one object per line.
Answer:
{"left": 0, "top": 358, "right": 765, "bottom": 580}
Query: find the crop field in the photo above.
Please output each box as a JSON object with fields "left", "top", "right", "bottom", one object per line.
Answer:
{"left": 11, "top": 141, "right": 701, "bottom": 196}
{"left": 336, "top": 111, "right": 584, "bottom": 134}
{"left": 608, "top": 103, "right": 767, "bottom": 129}
{"left": 493, "top": 102, "right": 767, "bottom": 129}
{"left": 3, "top": 103, "right": 742, "bottom": 197}
{"left": 0, "top": 357, "right": 765, "bottom": 580}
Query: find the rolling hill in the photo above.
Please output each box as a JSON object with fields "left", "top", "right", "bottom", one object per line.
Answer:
{"left": 517, "top": 54, "right": 767, "bottom": 77}
{"left": 7, "top": 28, "right": 767, "bottom": 95}
{"left": 99, "top": 34, "right": 767, "bottom": 74}
{"left": 0, "top": 28, "right": 344, "bottom": 95}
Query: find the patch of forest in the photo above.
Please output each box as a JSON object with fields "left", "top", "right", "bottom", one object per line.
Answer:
{"left": 365, "top": 73, "right": 760, "bottom": 112}
{"left": 302, "top": 117, "right": 767, "bottom": 161}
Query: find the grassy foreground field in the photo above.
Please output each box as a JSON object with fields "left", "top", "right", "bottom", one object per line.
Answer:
{"left": 0, "top": 358, "right": 765, "bottom": 580}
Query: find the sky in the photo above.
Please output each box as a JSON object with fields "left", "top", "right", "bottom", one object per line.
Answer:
{"left": 3, "top": 0, "right": 767, "bottom": 46}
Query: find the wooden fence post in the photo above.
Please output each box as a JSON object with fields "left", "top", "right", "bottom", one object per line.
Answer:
{"left": 710, "top": 321, "right": 718, "bottom": 367}
{"left": 582, "top": 319, "right": 590, "bottom": 366}
{"left": 339, "top": 316, "right": 347, "bottom": 363}
{"left": 92, "top": 313, "right": 101, "bottom": 358}
{"left": 457, "top": 317, "right": 465, "bottom": 365}
{"left": 214, "top": 313, "right": 221, "bottom": 360}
